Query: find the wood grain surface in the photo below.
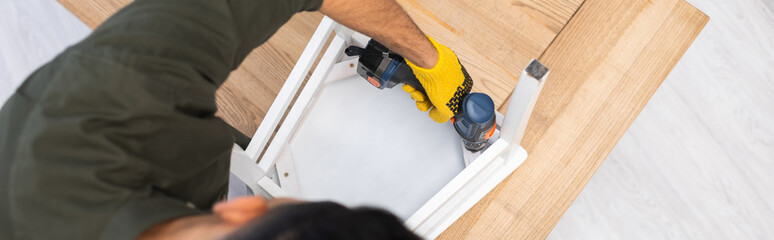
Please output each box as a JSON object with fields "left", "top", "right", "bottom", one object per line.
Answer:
{"left": 438, "top": 0, "right": 708, "bottom": 239}
{"left": 395, "top": 0, "right": 582, "bottom": 108}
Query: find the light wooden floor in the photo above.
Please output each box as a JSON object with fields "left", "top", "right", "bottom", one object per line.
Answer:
{"left": 0, "top": 0, "right": 771, "bottom": 239}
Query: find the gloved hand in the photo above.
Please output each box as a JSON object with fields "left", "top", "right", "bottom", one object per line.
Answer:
{"left": 404, "top": 36, "right": 473, "bottom": 123}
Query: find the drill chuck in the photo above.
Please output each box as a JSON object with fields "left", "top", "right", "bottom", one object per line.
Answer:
{"left": 453, "top": 93, "right": 496, "bottom": 152}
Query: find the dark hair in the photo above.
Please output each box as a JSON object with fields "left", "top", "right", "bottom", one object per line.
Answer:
{"left": 225, "top": 201, "right": 422, "bottom": 240}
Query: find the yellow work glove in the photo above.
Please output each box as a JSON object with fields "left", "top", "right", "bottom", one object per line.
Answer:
{"left": 404, "top": 36, "right": 473, "bottom": 123}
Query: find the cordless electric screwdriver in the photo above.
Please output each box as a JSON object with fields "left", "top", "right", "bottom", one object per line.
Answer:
{"left": 345, "top": 40, "right": 496, "bottom": 152}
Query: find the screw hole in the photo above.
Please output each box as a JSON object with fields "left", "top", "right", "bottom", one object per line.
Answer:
{"left": 284, "top": 172, "right": 289, "bottom": 177}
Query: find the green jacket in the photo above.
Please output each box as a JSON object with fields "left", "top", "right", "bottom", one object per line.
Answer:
{"left": 0, "top": 0, "right": 321, "bottom": 239}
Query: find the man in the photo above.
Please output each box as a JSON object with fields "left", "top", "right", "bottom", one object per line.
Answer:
{"left": 0, "top": 0, "right": 473, "bottom": 239}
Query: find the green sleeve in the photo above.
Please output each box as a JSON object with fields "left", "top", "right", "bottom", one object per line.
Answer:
{"left": 0, "top": 0, "right": 322, "bottom": 239}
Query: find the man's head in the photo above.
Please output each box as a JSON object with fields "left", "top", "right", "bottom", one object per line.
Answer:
{"left": 138, "top": 197, "right": 421, "bottom": 240}
{"left": 227, "top": 200, "right": 421, "bottom": 240}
